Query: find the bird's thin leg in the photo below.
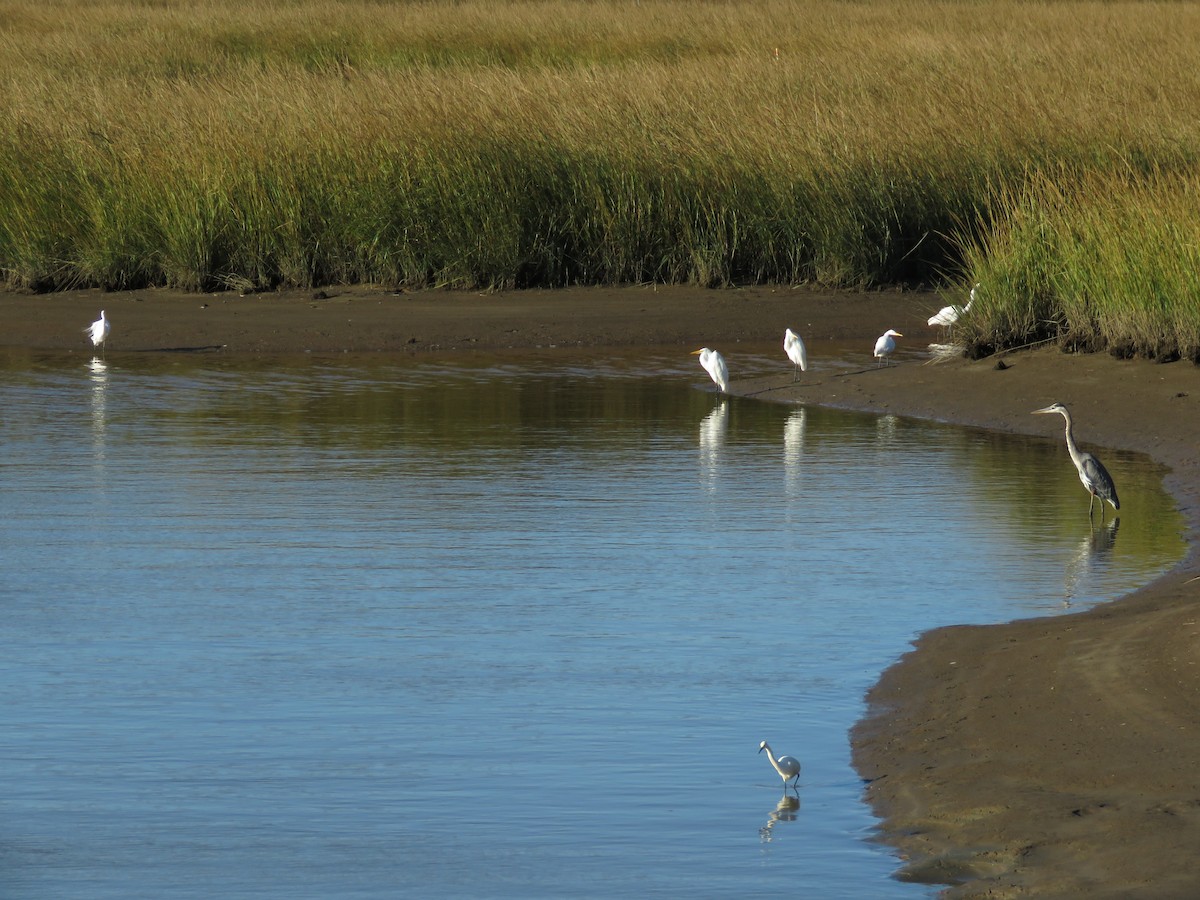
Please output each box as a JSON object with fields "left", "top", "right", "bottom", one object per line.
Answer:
{"left": 1088, "top": 493, "right": 1096, "bottom": 520}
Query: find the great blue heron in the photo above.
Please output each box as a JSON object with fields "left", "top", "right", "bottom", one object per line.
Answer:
{"left": 928, "top": 282, "right": 978, "bottom": 332}
{"left": 1032, "top": 402, "right": 1120, "bottom": 520}
{"left": 784, "top": 328, "right": 808, "bottom": 381}
{"left": 873, "top": 329, "right": 903, "bottom": 366}
{"left": 759, "top": 740, "right": 801, "bottom": 790}
{"left": 85, "top": 310, "right": 110, "bottom": 353}
{"left": 691, "top": 347, "right": 729, "bottom": 394}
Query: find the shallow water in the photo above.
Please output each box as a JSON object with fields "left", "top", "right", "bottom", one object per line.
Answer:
{"left": 0, "top": 347, "right": 1184, "bottom": 899}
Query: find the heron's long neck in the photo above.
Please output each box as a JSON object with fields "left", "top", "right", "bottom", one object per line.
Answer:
{"left": 1060, "top": 411, "right": 1084, "bottom": 466}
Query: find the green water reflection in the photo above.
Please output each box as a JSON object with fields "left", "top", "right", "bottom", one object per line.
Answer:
{"left": 70, "top": 347, "right": 1185, "bottom": 607}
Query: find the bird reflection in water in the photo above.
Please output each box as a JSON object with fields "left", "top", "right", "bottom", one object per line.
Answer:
{"left": 783, "top": 408, "right": 806, "bottom": 500}
{"left": 1063, "top": 517, "right": 1120, "bottom": 606}
{"left": 88, "top": 356, "right": 110, "bottom": 476}
{"left": 875, "top": 413, "right": 898, "bottom": 445}
{"left": 698, "top": 400, "right": 728, "bottom": 490}
{"left": 88, "top": 358, "right": 109, "bottom": 430}
{"left": 759, "top": 794, "right": 801, "bottom": 843}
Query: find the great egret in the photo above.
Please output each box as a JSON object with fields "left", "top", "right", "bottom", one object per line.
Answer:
{"left": 783, "top": 328, "right": 808, "bottom": 381}
{"left": 873, "top": 329, "right": 903, "bottom": 366}
{"left": 86, "top": 309, "right": 111, "bottom": 353}
{"left": 1032, "top": 402, "right": 1120, "bottom": 520}
{"left": 759, "top": 740, "right": 801, "bottom": 790}
{"left": 691, "top": 347, "right": 729, "bottom": 394}
{"left": 928, "top": 283, "right": 978, "bottom": 332}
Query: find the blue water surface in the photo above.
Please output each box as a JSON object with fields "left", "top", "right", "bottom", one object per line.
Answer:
{"left": 0, "top": 348, "right": 1183, "bottom": 899}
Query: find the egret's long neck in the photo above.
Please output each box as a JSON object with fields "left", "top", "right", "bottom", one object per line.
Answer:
{"left": 762, "top": 744, "right": 783, "bottom": 776}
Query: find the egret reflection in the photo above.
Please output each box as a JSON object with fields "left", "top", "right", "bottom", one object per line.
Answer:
{"left": 759, "top": 794, "right": 800, "bottom": 843}
{"left": 875, "top": 413, "right": 899, "bottom": 445}
{"left": 88, "top": 357, "right": 110, "bottom": 478}
{"left": 698, "top": 400, "right": 728, "bottom": 489}
{"left": 783, "top": 408, "right": 806, "bottom": 497}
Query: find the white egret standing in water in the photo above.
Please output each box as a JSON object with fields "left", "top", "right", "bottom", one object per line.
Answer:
{"left": 86, "top": 310, "right": 111, "bottom": 354}
{"left": 691, "top": 347, "right": 729, "bottom": 394}
{"left": 783, "top": 328, "right": 808, "bottom": 381}
{"left": 758, "top": 740, "right": 801, "bottom": 790}
{"left": 928, "top": 283, "right": 978, "bottom": 333}
{"left": 873, "top": 329, "right": 903, "bottom": 366}
{"left": 1032, "top": 402, "right": 1120, "bottom": 521}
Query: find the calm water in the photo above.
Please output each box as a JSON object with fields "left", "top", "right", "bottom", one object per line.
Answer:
{"left": 0, "top": 347, "right": 1185, "bottom": 899}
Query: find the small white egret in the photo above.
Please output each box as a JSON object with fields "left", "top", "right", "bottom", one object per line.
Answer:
{"left": 1032, "top": 402, "right": 1120, "bottom": 521}
{"left": 783, "top": 328, "right": 808, "bottom": 381}
{"left": 691, "top": 347, "right": 729, "bottom": 394}
{"left": 85, "top": 309, "right": 111, "bottom": 353}
{"left": 928, "top": 283, "right": 978, "bottom": 332}
{"left": 873, "top": 329, "right": 903, "bottom": 366}
{"left": 759, "top": 740, "right": 801, "bottom": 790}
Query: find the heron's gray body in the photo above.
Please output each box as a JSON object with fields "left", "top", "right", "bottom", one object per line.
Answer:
{"left": 1033, "top": 402, "right": 1120, "bottom": 519}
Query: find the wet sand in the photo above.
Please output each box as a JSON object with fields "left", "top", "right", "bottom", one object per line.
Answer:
{"left": 6, "top": 283, "right": 1200, "bottom": 897}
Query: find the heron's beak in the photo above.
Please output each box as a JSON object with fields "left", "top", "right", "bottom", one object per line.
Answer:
{"left": 690, "top": 349, "right": 703, "bottom": 355}
{"left": 1031, "top": 406, "right": 1054, "bottom": 415}
{"left": 894, "top": 332, "right": 903, "bottom": 337}
{"left": 758, "top": 746, "right": 765, "bottom": 754}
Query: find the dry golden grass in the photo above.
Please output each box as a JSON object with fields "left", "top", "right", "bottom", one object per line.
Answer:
{"left": 2, "top": 0, "right": 1200, "bottom": 353}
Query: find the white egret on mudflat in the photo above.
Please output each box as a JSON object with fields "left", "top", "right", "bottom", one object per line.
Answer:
{"left": 928, "top": 283, "right": 978, "bottom": 332}
{"left": 1032, "top": 402, "right": 1120, "bottom": 521}
{"left": 784, "top": 328, "right": 808, "bottom": 381}
{"left": 691, "top": 347, "right": 729, "bottom": 394}
{"left": 759, "top": 740, "right": 801, "bottom": 790}
{"left": 86, "top": 309, "right": 111, "bottom": 353}
{"left": 873, "top": 329, "right": 903, "bottom": 366}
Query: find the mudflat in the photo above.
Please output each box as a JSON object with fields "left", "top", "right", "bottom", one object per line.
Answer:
{"left": 7, "top": 283, "right": 1200, "bottom": 897}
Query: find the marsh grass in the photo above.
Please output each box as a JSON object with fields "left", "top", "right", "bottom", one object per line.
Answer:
{"left": 960, "top": 169, "right": 1200, "bottom": 362}
{"left": 3, "top": 0, "right": 1200, "bottom": 356}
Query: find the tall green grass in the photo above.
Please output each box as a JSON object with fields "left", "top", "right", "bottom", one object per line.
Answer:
{"left": 3, "top": 0, "right": 1200, "bottom": 356}
{"left": 960, "top": 169, "right": 1200, "bottom": 362}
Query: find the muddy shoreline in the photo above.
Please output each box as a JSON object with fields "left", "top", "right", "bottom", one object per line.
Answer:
{"left": 6, "top": 283, "right": 1200, "bottom": 897}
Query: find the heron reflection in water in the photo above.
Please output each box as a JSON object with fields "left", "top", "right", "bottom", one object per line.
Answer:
{"left": 759, "top": 793, "right": 801, "bottom": 843}
{"left": 1032, "top": 402, "right": 1120, "bottom": 522}
{"left": 1063, "top": 517, "right": 1120, "bottom": 605}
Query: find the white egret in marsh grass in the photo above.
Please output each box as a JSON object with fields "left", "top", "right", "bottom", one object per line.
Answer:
{"left": 784, "top": 328, "right": 808, "bottom": 381}
{"left": 691, "top": 347, "right": 729, "bottom": 394}
{"left": 928, "top": 283, "right": 978, "bottom": 334}
{"left": 85, "top": 310, "right": 110, "bottom": 354}
{"left": 758, "top": 740, "right": 801, "bottom": 790}
{"left": 873, "top": 329, "right": 903, "bottom": 366}
{"left": 1032, "top": 402, "right": 1120, "bottom": 521}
